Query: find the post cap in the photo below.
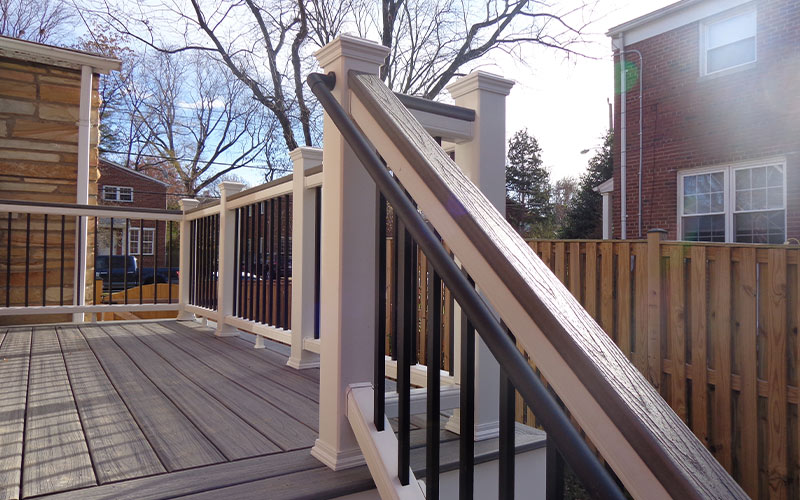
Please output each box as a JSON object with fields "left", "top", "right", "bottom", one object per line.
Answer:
{"left": 314, "top": 34, "right": 389, "bottom": 70}
{"left": 446, "top": 70, "right": 515, "bottom": 99}
{"left": 219, "top": 181, "right": 246, "bottom": 198}
{"left": 179, "top": 198, "right": 200, "bottom": 211}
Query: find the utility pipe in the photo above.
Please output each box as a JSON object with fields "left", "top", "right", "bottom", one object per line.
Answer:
{"left": 625, "top": 49, "right": 644, "bottom": 239}
{"left": 618, "top": 35, "right": 627, "bottom": 239}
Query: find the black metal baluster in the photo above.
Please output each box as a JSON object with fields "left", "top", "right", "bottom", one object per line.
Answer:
{"left": 154, "top": 220, "right": 159, "bottom": 305}
{"left": 139, "top": 218, "right": 144, "bottom": 305}
{"left": 168, "top": 220, "right": 173, "bottom": 304}
{"left": 59, "top": 215, "right": 65, "bottom": 306}
{"left": 374, "top": 192, "right": 386, "bottom": 432}
{"left": 275, "top": 197, "right": 282, "bottom": 328}
{"left": 396, "top": 221, "right": 412, "bottom": 485}
{"left": 282, "top": 194, "right": 290, "bottom": 329}
{"left": 261, "top": 203, "right": 268, "bottom": 324}
{"left": 92, "top": 216, "right": 98, "bottom": 306}
{"left": 42, "top": 214, "right": 48, "bottom": 306}
{"left": 426, "top": 263, "right": 442, "bottom": 500}
{"left": 256, "top": 203, "right": 262, "bottom": 323}
{"left": 411, "top": 238, "right": 418, "bottom": 365}
{"left": 214, "top": 214, "right": 220, "bottom": 309}
{"left": 268, "top": 198, "right": 275, "bottom": 325}
{"left": 189, "top": 220, "right": 195, "bottom": 305}
{"left": 248, "top": 207, "right": 255, "bottom": 320}
{"left": 546, "top": 439, "right": 565, "bottom": 500}
{"left": 233, "top": 209, "right": 240, "bottom": 316}
{"left": 5, "top": 213, "right": 11, "bottom": 307}
{"left": 390, "top": 203, "right": 399, "bottom": 361}
{"left": 499, "top": 338, "right": 516, "bottom": 500}
{"left": 459, "top": 287, "right": 475, "bottom": 499}
{"left": 198, "top": 218, "right": 204, "bottom": 307}
{"left": 314, "top": 186, "right": 321, "bottom": 339}
{"left": 204, "top": 216, "right": 210, "bottom": 308}
{"left": 123, "top": 219, "right": 129, "bottom": 304}
{"left": 24, "top": 213, "right": 30, "bottom": 307}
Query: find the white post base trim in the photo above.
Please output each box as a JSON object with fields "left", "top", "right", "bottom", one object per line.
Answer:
{"left": 214, "top": 323, "right": 240, "bottom": 337}
{"left": 287, "top": 354, "right": 320, "bottom": 370}
{"left": 444, "top": 411, "right": 500, "bottom": 441}
{"left": 311, "top": 438, "right": 366, "bottom": 471}
{"left": 176, "top": 310, "right": 196, "bottom": 321}
{"left": 254, "top": 336, "right": 266, "bottom": 349}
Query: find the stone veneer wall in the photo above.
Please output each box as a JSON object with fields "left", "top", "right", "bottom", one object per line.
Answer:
{"left": 0, "top": 56, "right": 101, "bottom": 325}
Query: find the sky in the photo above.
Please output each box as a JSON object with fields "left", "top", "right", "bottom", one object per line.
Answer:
{"left": 490, "top": 0, "right": 675, "bottom": 183}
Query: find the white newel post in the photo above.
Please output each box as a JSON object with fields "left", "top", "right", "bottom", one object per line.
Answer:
{"left": 215, "top": 181, "right": 246, "bottom": 336}
{"left": 445, "top": 71, "right": 514, "bottom": 440}
{"left": 177, "top": 198, "right": 200, "bottom": 321}
{"left": 311, "top": 35, "right": 390, "bottom": 471}
{"left": 287, "top": 147, "right": 323, "bottom": 369}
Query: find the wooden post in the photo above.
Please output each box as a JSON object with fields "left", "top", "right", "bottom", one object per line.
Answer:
{"left": 445, "top": 70, "right": 514, "bottom": 440}
{"left": 311, "top": 35, "right": 389, "bottom": 471}
{"left": 176, "top": 199, "right": 200, "bottom": 321}
{"left": 646, "top": 229, "right": 666, "bottom": 390}
{"left": 287, "top": 147, "right": 323, "bottom": 369}
{"left": 215, "top": 182, "right": 246, "bottom": 336}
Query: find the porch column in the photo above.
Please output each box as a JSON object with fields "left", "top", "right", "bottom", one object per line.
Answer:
{"left": 177, "top": 198, "right": 200, "bottom": 321}
{"left": 73, "top": 65, "right": 93, "bottom": 323}
{"left": 215, "top": 181, "right": 246, "bottom": 336}
{"left": 311, "top": 35, "right": 389, "bottom": 471}
{"left": 445, "top": 71, "right": 514, "bottom": 440}
{"left": 287, "top": 147, "right": 323, "bottom": 369}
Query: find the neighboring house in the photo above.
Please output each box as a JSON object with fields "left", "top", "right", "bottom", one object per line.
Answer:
{"left": 97, "top": 158, "right": 170, "bottom": 261}
{"left": 0, "top": 36, "right": 120, "bottom": 323}
{"left": 606, "top": 0, "right": 799, "bottom": 243}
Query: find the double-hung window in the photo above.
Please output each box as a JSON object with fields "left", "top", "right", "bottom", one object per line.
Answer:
{"left": 128, "top": 227, "right": 156, "bottom": 255}
{"left": 701, "top": 6, "right": 757, "bottom": 76}
{"left": 679, "top": 159, "right": 786, "bottom": 244}
{"left": 103, "top": 186, "right": 134, "bottom": 202}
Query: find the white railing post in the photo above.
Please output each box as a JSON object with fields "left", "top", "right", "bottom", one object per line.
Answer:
{"left": 287, "top": 147, "right": 323, "bottom": 369}
{"left": 445, "top": 71, "right": 514, "bottom": 440}
{"left": 177, "top": 198, "right": 200, "bottom": 321}
{"left": 311, "top": 35, "right": 389, "bottom": 471}
{"left": 215, "top": 181, "right": 246, "bottom": 336}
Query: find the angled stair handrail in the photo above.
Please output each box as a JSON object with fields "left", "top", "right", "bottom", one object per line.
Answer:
{"left": 308, "top": 69, "right": 747, "bottom": 499}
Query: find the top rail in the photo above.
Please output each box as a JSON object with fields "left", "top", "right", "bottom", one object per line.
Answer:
{"left": 0, "top": 199, "right": 182, "bottom": 221}
{"left": 394, "top": 92, "right": 476, "bottom": 122}
{"left": 338, "top": 71, "right": 746, "bottom": 499}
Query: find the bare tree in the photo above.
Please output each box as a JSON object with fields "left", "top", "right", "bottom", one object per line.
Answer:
{"left": 0, "top": 0, "right": 75, "bottom": 43}
{"left": 91, "top": 0, "right": 591, "bottom": 153}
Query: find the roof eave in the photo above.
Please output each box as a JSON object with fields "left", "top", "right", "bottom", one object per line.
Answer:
{"left": 606, "top": 0, "right": 703, "bottom": 37}
{"left": 0, "top": 36, "right": 121, "bottom": 74}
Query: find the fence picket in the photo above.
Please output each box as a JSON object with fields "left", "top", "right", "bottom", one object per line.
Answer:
{"left": 766, "top": 249, "right": 788, "bottom": 499}
{"left": 569, "top": 242, "right": 581, "bottom": 301}
{"left": 668, "top": 245, "right": 687, "bottom": 420}
{"left": 584, "top": 242, "right": 597, "bottom": 319}
{"left": 617, "top": 243, "right": 632, "bottom": 356}
{"left": 633, "top": 243, "right": 648, "bottom": 373}
{"left": 735, "top": 247, "right": 758, "bottom": 498}
{"left": 710, "top": 246, "right": 732, "bottom": 472}
{"left": 690, "top": 246, "right": 708, "bottom": 444}
{"left": 600, "top": 242, "right": 614, "bottom": 336}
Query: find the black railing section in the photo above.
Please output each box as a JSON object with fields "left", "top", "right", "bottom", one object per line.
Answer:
{"left": 232, "top": 196, "right": 292, "bottom": 330}
{"left": 309, "top": 72, "right": 624, "bottom": 499}
{"left": 188, "top": 213, "right": 219, "bottom": 310}
{"left": 1, "top": 204, "right": 180, "bottom": 309}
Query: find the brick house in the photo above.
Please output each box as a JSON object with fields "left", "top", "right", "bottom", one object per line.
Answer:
{"left": 606, "top": 0, "right": 800, "bottom": 243}
{"left": 0, "top": 36, "right": 119, "bottom": 323}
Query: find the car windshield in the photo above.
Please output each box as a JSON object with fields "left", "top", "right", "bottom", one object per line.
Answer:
{"left": 96, "top": 255, "right": 135, "bottom": 270}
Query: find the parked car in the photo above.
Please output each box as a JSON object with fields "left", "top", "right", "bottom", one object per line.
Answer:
{"left": 140, "top": 266, "right": 180, "bottom": 285}
{"left": 95, "top": 255, "right": 138, "bottom": 292}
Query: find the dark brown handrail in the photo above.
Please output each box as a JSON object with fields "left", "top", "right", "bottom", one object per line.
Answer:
{"left": 344, "top": 70, "right": 747, "bottom": 499}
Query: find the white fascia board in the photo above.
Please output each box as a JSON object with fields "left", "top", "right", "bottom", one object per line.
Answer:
{"left": 594, "top": 177, "right": 614, "bottom": 194}
{"left": 607, "top": 0, "right": 754, "bottom": 46}
{"left": 0, "top": 36, "right": 121, "bottom": 74}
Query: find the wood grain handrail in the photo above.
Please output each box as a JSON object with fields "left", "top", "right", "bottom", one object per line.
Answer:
{"left": 346, "top": 71, "right": 746, "bottom": 499}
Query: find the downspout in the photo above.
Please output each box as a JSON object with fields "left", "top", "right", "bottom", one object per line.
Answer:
{"left": 74, "top": 65, "right": 93, "bottom": 321}
{"left": 618, "top": 35, "right": 627, "bottom": 239}
{"left": 621, "top": 48, "right": 644, "bottom": 238}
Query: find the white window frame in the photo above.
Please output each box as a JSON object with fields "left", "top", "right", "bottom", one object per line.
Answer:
{"left": 103, "top": 185, "right": 134, "bottom": 202}
{"left": 699, "top": 4, "right": 757, "bottom": 77}
{"left": 677, "top": 157, "right": 787, "bottom": 243}
{"left": 128, "top": 227, "right": 156, "bottom": 255}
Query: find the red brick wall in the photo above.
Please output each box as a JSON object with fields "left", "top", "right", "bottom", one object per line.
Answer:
{"left": 612, "top": 0, "right": 800, "bottom": 240}
{"left": 98, "top": 162, "right": 167, "bottom": 210}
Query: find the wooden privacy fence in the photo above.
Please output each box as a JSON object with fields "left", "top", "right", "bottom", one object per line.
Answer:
{"left": 527, "top": 234, "right": 799, "bottom": 500}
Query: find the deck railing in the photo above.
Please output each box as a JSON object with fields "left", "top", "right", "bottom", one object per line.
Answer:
{"left": 306, "top": 35, "right": 748, "bottom": 500}
{"left": 0, "top": 200, "right": 182, "bottom": 322}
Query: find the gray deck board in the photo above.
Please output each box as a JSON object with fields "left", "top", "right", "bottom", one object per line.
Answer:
{"left": 79, "top": 324, "right": 225, "bottom": 471}
{"left": 37, "top": 449, "right": 321, "bottom": 500}
{"left": 23, "top": 327, "right": 96, "bottom": 498}
{"left": 171, "top": 321, "right": 321, "bottom": 390}
{"left": 99, "top": 324, "right": 279, "bottom": 460}
{"left": 174, "top": 465, "right": 374, "bottom": 500}
{"left": 57, "top": 326, "right": 166, "bottom": 483}
{"left": 0, "top": 329, "right": 31, "bottom": 500}
{"left": 123, "top": 323, "right": 316, "bottom": 450}
{"left": 155, "top": 322, "right": 319, "bottom": 428}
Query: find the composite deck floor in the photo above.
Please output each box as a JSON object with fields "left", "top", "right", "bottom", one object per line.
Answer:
{"left": 0, "top": 319, "right": 378, "bottom": 500}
